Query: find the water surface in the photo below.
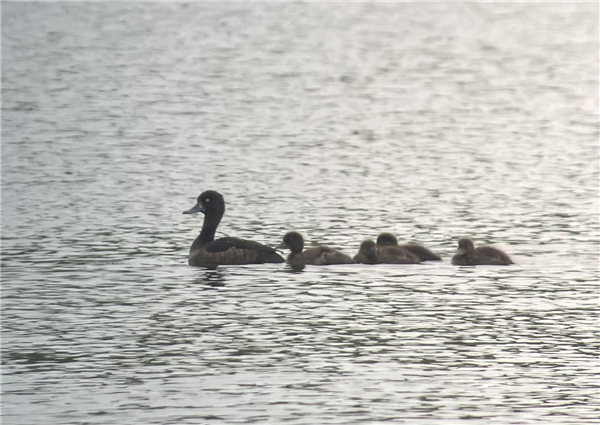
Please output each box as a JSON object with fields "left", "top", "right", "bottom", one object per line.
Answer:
{"left": 2, "top": 2, "right": 598, "bottom": 424}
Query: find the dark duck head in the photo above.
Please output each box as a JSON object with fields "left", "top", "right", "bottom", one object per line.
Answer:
{"left": 183, "top": 190, "right": 225, "bottom": 252}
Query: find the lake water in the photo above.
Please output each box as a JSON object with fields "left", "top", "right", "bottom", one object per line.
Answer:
{"left": 2, "top": 2, "right": 598, "bottom": 424}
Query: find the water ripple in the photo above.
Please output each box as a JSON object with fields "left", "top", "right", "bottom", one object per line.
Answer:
{"left": 2, "top": 2, "right": 598, "bottom": 425}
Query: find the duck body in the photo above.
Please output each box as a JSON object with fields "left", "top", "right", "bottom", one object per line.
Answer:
{"left": 376, "top": 232, "right": 442, "bottom": 261}
{"left": 278, "top": 231, "right": 353, "bottom": 268}
{"left": 451, "top": 238, "right": 514, "bottom": 266}
{"left": 189, "top": 237, "right": 284, "bottom": 267}
{"left": 184, "top": 190, "right": 284, "bottom": 267}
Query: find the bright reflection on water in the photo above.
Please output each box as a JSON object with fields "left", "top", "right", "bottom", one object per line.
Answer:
{"left": 2, "top": 2, "right": 598, "bottom": 425}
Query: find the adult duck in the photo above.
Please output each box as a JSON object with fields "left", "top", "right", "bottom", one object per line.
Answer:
{"left": 183, "top": 190, "right": 284, "bottom": 267}
{"left": 376, "top": 232, "right": 442, "bottom": 261}
{"left": 277, "top": 231, "right": 353, "bottom": 268}
{"left": 451, "top": 238, "right": 514, "bottom": 266}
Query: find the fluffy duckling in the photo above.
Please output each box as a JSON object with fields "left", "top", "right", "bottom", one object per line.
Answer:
{"left": 451, "top": 238, "right": 514, "bottom": 266}
{"left": 376, "top": 232, "right": 442, "bottom": 261}
{"left": 354, "top": 238, "right": 421, "bottom": 264}
{"left": 277, "top": 231, "right": 353, "bottom": 268}
{"left": 353, "top": 240, "right": 378, "bottom": 264}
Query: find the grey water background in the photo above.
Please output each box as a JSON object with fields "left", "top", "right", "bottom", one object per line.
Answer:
{"left": 2, "top": 2, "right": 598, "bottom": 424}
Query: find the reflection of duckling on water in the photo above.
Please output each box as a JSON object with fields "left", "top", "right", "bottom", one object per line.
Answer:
{"left": 277, "top": 231, "right": 354, "bottom": 268}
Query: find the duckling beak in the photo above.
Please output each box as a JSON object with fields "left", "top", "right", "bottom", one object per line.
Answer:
{"left": 183, "top": 204, "right": 204, "bottom": 215}
{"left": 456, "top": 248, "right": 465, "bottom": 255}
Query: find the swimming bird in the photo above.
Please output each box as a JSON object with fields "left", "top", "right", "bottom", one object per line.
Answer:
{"left": 183, "top": 190, "right": 284, "bottom": 267}
{"left": 451, "top": 237, "right": 514, "bottom": 266}
{"left": 353, "top": 238, "right": 421, "bottom": 264}
{"left": 277, "top": 231, "right": 354, "bottom": 268}
{"left": 376, "top": 232, "right": 442, "bottom": 261}
{"left": 353, "top": 240, "right": 378, "bottom": 264}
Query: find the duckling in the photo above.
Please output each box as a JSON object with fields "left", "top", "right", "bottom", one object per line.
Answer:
{"left": 376, "top": 232, "right": 442, "bottom": 261}
{"left": 183, "top": 190, "right": 284, "bottom": 267}
{"left": 277, "top": 231, "right": 353, "bottom": 268}
{"left": 451, "top": 238, "right": 514, "bottom": 266}
{"left": 354, "top": 238, "right": 421, "bottom": 264}
{"left": 353, "top": 240, "right": 378, "bottom": 264}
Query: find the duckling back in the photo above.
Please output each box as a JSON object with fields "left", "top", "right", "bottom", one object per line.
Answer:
{"left": 376, "top": 246, "right": 421, "bottom": 264}
{"left": 398, "top": 243, "right": 442, "bottom": 261}
{"left": 278, "top": 232, "right": 353, "bottom": 266}
{"left": 451, "top": 238, "right": 513, "bottom": 266}
{"left": 298, "top": 246, "right": 353, "bottom": 266}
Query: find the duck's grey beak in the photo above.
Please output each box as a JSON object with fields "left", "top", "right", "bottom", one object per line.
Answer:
{"left": 275, "top": 241, "right": 289, "bottom": 250}
{"left": 456, "top": 248, "right": 465, "bottom": 255}
{"left": 183, "top": 204, "right": 204, "bottom": 215}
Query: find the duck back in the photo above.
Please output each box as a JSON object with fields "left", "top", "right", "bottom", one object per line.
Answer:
{"left": 190, "top": 237, "right": 285, "bottom": 267}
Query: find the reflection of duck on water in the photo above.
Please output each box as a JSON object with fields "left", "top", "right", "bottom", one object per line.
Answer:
{"left": 192, "top": 270, "right": 226, "bottom": 288}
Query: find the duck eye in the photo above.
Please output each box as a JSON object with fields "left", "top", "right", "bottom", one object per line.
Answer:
{"left": 205, "top": 198, "right": 210, "bottom": 202}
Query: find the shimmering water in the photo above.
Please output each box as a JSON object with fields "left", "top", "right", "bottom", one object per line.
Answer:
{"left": 2, "top": 2, "right": 598, "bottom": 424}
